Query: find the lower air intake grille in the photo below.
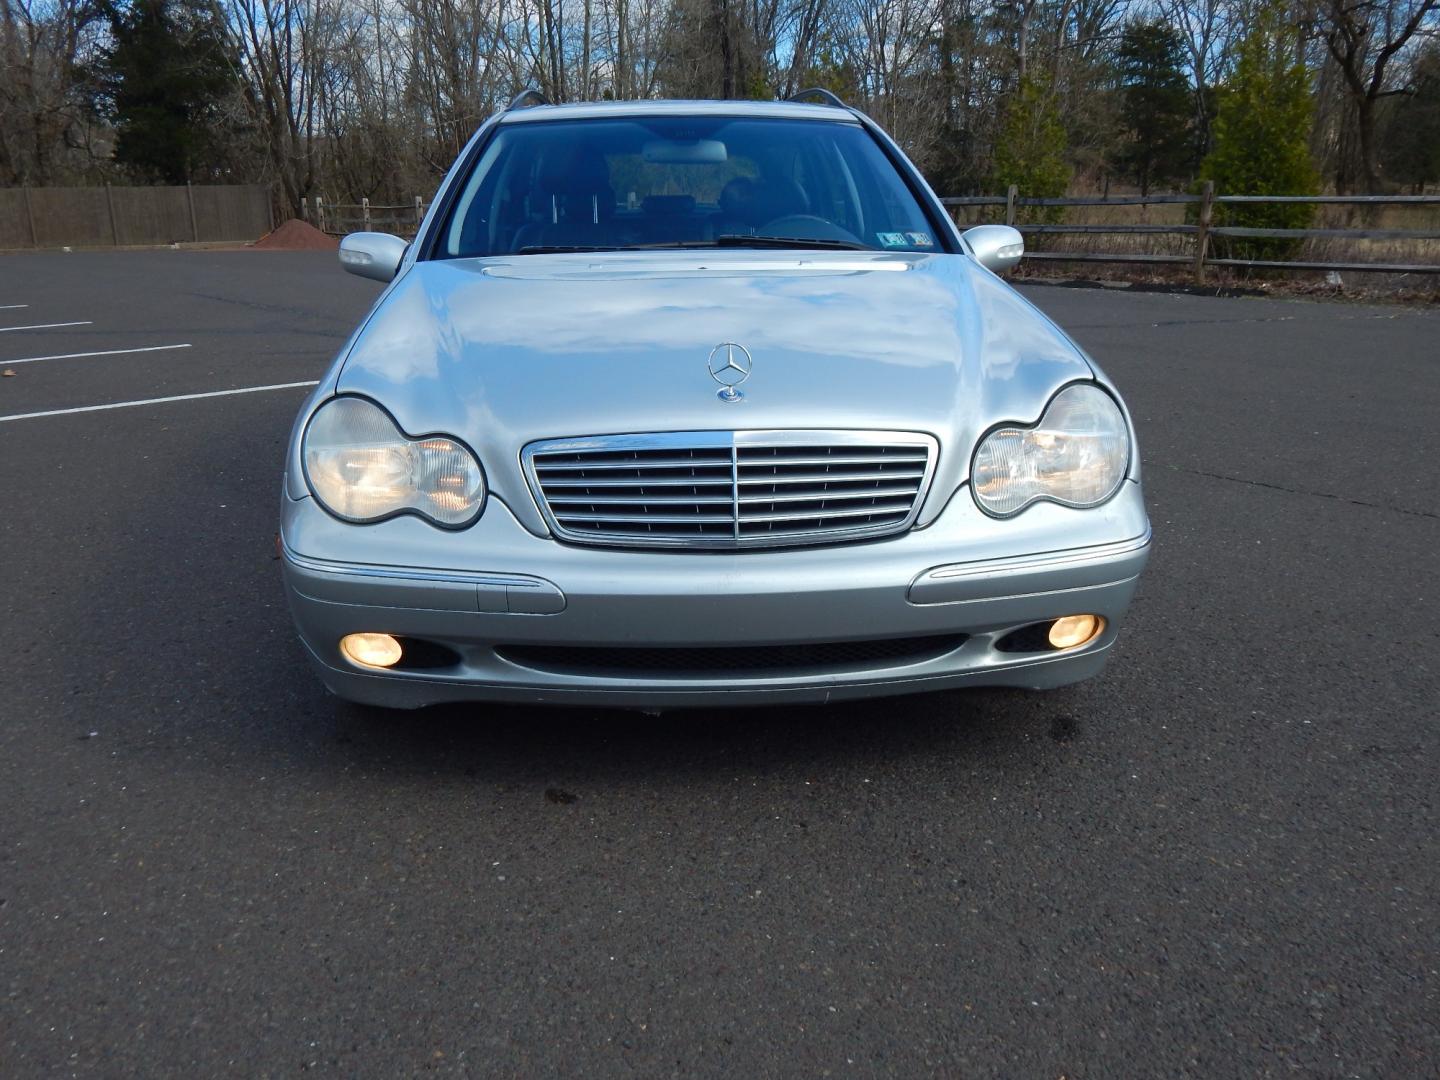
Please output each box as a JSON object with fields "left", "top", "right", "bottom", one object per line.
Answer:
{"left": 495, "top": 634, "right": 967, "bottom": 678}
{"left": 524, "top": 429, "right": 938, "bottom": 549}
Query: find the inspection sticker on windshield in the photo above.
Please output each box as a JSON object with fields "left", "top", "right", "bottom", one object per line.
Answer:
{"left": 876, "top": 232, "right": 908, "bottom": 248}
{"left": 905, "top": 231, "right": 934, "bottom": 247}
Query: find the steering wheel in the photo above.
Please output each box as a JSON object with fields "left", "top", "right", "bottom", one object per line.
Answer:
{"left": 755, "top": 214, "right": 864, "bottom": 245}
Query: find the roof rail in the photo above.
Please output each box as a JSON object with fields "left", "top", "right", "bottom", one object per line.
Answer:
{"left": 787, "top": 88, "right": 849, "bottom": 109}
{"left": 508, "top": 88, "right": 550, "bottom": 111}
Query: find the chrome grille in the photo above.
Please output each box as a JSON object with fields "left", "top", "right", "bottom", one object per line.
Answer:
{"left": 523, "top": 430, "right": 938, "bottom": 549}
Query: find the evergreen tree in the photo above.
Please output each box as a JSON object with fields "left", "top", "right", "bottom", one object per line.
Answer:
{"left": 99, "top": 0, "right": 239, "bottom": 184}
{"left": 992, "top": 75, "right": 1070, "bottom": 222}
{"left": 1113, "top": 20, "right": 1192, "bottom": 195}
{"left": 1200, "top": 4, "right": 1319, "bottom": 259}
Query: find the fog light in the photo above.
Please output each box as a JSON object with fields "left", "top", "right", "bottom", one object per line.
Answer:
{"left": 1047, "top": 615, "right": 1103, "bottom": 650}
{"left": 340, "top": 632, "right": 402, "bottom": 668}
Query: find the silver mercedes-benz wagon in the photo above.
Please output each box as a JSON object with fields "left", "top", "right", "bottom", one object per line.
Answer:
{"left": 280, "top": 92, "right": 1151, "bottom": 710}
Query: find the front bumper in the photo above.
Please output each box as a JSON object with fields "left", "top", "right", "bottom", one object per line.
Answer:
{"left": 281, "top": 481, "right": 1150, "bottom": 709}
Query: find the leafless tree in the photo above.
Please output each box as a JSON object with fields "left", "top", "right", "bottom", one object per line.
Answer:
{"left": 1319, "top": 0, "right": 1440, "bottom": 190}
{"left": 0, "top": 0, "right": 107, "bottom": 184}
{"left": 9, "top": 0, "right": 1438, "bottom": 209}
{"left": 1156, "top": 0, "right": 1245, "bottom": 162}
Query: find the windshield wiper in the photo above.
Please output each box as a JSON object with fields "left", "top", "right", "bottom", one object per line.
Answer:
{"left": 714, "top": 234, "right": 870, "bottom": 251}
{"left": 516, "top": 244, "right": 616, "bottom": 254}
{"left": 516, "top": 241, "right": 722, "bottom": 255}
{"left": 516, "top": 236, "right": 871, "bottom": 255}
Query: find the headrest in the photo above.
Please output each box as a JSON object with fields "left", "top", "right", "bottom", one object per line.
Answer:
{"left": 535, "top": 152, "right": 615, "bottom": 221}
{"left": 538, "top": 152, "right": 612, "bottom": 196}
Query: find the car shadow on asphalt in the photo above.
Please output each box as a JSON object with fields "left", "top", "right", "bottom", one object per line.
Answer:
{"left": 294, "top": 682, "right": 1088, "bottom": 790}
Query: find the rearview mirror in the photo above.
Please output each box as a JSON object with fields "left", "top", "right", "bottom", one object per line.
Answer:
{"left": 964, "top": 225, "right": 1024, "bottom": 274}
{"left": 641, "top": 139, "right": 727, "bottom": 164}
{"left": 339, "top": 232, "right": 408, "bottom": 283}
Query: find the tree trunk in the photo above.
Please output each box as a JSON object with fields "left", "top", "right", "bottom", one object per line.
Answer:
{"left": 1356, "top": 95, "right": 1380, "bottom": 193}
{"left": 713, "top": 0, "right": 735, "bottom": 97}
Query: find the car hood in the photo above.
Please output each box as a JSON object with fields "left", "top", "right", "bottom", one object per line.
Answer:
{"left": 334, "top": 250, "right": 1094, "bottom": 535}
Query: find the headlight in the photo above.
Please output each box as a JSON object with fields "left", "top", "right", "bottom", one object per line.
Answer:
{"left": 972, "top": 383, "right": 1129, "bottom": 517}
{"left": 302, "top": 396, "right": 485, "bottom": 526}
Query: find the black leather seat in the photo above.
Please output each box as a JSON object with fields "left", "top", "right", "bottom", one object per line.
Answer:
{"left": 512, "top": 154, "right": 618, "bottom": 251}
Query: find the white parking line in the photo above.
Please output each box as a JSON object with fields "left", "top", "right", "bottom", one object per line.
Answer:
{"left": 0, "top": 321, "right": 93, "bottom": 333}
{"left": 0, "top": 304, "right": 29, "bottom": 310}
{"left": 5, "top": 344, "right": 192, "bottom": 366}
{"left": 0, "top": 381, "right": 319, "bottom": 424}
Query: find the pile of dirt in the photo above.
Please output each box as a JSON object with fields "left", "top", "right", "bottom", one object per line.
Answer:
{"left": 252, "top": 218, "right": 338, "bottom": 251}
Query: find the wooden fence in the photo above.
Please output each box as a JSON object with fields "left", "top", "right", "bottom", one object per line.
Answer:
{"left": 942, "top": 186, "right": 1440, "bottom": 281}
{"left": 302, "top": 196, "right": 427, "bottom": 239}
{"left": 0, "top": 184, "right": 274, "bottom": 249}
{"left": 292, "top": 186, "right": 1440, "bottom": 281}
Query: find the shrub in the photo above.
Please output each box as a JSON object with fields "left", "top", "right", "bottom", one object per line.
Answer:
{"left": 993, "top": 75, "right": 1070, "bottom": 227}
{"left": 1199, "top": 3, "right": 1319, "bottom": 261}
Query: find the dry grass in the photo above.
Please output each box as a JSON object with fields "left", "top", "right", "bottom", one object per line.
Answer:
{"left": 949, "top": 193, "right": 1440, "bottom": 297}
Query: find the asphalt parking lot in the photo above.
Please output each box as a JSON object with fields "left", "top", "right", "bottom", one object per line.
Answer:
{"left": 2, "top": 249, "right": 1437, "bottom": 1077}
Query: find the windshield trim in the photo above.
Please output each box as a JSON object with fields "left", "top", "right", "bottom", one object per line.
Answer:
{"left": 496, "top": 100, "right": 862, "bottom": 124}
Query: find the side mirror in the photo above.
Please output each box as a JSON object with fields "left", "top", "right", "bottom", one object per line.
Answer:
{"left": 339, "top": 232, "right": 408, "bottom": 283}
{"left": 964, "top": 225, "right": 1024, "bottom": 274}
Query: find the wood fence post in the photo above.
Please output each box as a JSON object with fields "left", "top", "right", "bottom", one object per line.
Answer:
{"left": 414, "top": 195, "right": 423, "bottom": 229}
{"left": 186, "top": 181, "right": 199, "bottom": 242}
{"left": 362, "top": 197, "right": 370, "bottom": 230}
{"left": 1005, "top": 184, "right": 1018, "bottom": 227}
{"left": 316, "top": 195, "right": 326, "bottom": 233}
{"left": 300, "top": 196, "right": 309, "bottom": 222}
{"left": 23, "top": 186, "right": 38, "bottom": 248}
{"left": 1194, "top": 180, "right": 1215, "bottom": 284}
{"left": 105, "top": 182, "right": 120, "bottom": 246}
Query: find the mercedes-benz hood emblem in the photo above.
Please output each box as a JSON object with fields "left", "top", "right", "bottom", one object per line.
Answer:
{"left": 707, "top": 342, "right": 753, "bottom": 402}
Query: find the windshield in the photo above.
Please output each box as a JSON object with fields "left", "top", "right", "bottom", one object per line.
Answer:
{"left": 437, "top": 115, "right": 944, "bottom": 258}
